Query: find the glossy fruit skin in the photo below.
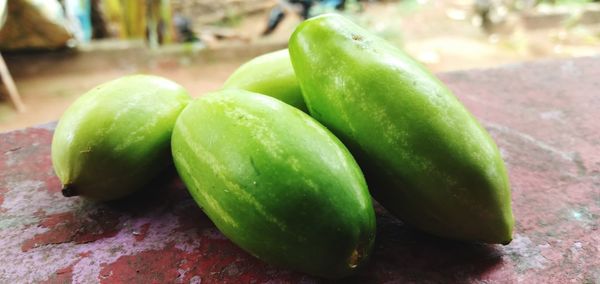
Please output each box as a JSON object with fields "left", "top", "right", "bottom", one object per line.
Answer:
{"left": 171, "top": 89, "right": 375, "bottom": 278}
{"left": 223, "top": 49, "right": 307, "bottom": 112}
{"left": 51, "top": 75, "right": 191, "bottom": 201}
{"left": 289, "top": 14, "right": 514, "bottom": 244}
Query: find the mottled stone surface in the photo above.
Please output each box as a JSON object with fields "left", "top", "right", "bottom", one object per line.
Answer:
{"left": 1, "top": 57, "right": 599, "bottom": 283}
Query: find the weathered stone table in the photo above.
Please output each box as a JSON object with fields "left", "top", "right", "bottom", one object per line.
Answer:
{"left": 1, "top": 57, "right": 598, "bottom": 283}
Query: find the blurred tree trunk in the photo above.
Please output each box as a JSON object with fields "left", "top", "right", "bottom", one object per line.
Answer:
{"left": 103, "top": 0, "right": 173, "bottom": 46}
{"left": 147, "top": 0, "right": 174, "bottom": 47}
{"left": 121, "top": 0, "right": 146, "bottom": 38}
{"left": 91, "top": 0, "right": 109, "bottom": 38}
{"left": 160, "top": 0, "right": 174, "bottom": 44}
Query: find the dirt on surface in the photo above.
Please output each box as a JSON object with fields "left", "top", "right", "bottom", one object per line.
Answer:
{"left": 1, "top": 0, "right": 599, "bottom": 132}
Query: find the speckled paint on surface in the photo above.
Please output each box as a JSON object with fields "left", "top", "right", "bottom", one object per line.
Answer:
{"left": 1, "top": 57, "right": 599, "bottom": 283}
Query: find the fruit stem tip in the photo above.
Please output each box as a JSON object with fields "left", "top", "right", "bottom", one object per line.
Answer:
{"left": 61, "top": 185, "right": 78, "bottom": 197}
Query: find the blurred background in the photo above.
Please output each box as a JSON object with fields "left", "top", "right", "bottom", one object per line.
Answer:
{"left": 0, "top": 0, "right": 599, "bottom": 132}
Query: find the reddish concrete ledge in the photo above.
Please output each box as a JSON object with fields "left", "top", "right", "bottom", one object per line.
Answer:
{"left": 1, "top": 56, "right": 599, "bottom": 283}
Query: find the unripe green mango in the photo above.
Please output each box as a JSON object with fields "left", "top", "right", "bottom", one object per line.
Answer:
{"left": 171, "top": 89, "right": 375, "bottom": 278}
{"left": 223, "top": 49, "right": 307, "bottom": 112}
{"left": 289, "top": 14, "right": 514, "bottom": 244}
{"left": 51, "top": 75, "right": 191, "bottom": 201}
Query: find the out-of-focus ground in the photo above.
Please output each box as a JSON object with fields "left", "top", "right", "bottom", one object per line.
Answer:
{"left": 1, "top": 0, "right": 599, "bottom": 131}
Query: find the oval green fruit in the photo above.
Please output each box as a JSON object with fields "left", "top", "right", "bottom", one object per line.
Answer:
{"left": 289, "top": 14, "right": 514, "bottom": 244}
{"left": 223, "top": 49, "right": 307, "bottom": 111}
{"left": 51, "top": 75, "right": 191, "bottom": 201}
{"left": 171, "top": 89, "right": 375, "bottom": 278}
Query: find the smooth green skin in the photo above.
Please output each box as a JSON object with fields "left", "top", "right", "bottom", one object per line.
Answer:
{"left": 223, "top": 49, "right": 307, "bottom": 112}
{"left": 171, "top": 90, "right": 375, "bottom": 278}
{"left": 51, "top": 75, "right": 191, "bottom": 201}
{"left": 289, "top": 14, "right": 514, "bottom": 244}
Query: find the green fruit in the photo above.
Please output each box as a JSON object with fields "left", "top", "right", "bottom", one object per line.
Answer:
{"left": 289, "top": 14, "right": 514, "bottom": 244}
{"left": 171, "top": 89, "right": 375, "bottom": 278}
{"left": 223, "top": 49, "right": 307, "bottom": 112}
{"left": 51, "top": 75, "right": 191, "bottom": 201}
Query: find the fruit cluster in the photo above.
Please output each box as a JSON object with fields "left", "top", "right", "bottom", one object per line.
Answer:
{"left": 51, "top": 14, "right": 514, "bottom": 279}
